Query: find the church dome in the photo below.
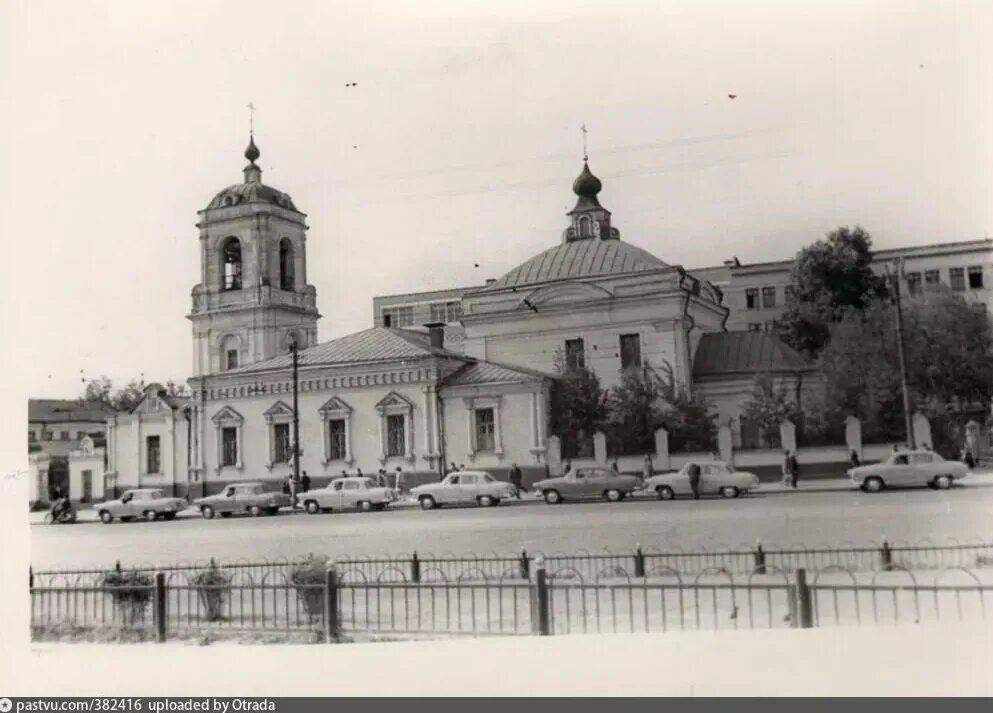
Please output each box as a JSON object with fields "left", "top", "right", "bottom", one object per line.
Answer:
{"left": 572, "top": 161, "right": 602, "bottom": 198}
{"left": 204, "top": 136, "right": 298, "bottom": 211}
{"left": 482, "top": 238, "right": 669, "bottom": 291}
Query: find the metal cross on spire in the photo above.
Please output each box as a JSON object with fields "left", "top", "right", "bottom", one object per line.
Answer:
{"left": 581, "top": 124, "right": 588, "bottom": 162}
{"left": 247, "top": 102, "right": 256, "bottom": 137}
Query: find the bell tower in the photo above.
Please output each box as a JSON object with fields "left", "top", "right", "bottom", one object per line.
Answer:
{"left": 188, "top": 136, "right": 320, "bottom": 376}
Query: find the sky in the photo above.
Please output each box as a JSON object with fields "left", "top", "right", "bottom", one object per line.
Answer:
{"left": 3, "top": 0, "right": 992, "bottom": 401}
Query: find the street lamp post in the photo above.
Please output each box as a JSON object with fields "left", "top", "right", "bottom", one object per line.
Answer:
{"left": 888, "top": 259, "right": 916, "bottom": 449}
{"left": 290, "top": 335, "right": 300, "bottom": 508}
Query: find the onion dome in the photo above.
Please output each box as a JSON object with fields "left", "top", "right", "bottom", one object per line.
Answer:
{"left": 572, "top": 161, "right": 603, "bottom": 198}
{"left": 244, "top": 136, "right": 261, "bottom": 164}
{"left": 204, "top": 136, "right": 298, "bottom": 211}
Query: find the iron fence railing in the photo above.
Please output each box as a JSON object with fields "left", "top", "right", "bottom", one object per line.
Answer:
{"left": 29, "top": 558, "right": 993, "bottom": 643}
{"left": 31, "top": 539, "right": 993, "bottom": 588}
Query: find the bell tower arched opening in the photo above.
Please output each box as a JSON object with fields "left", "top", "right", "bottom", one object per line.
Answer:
{"left": 221, "top": 237, "right": 243, "bottom": 291}
{"left": 279, "top": 238, "right": 295, "bottom": 291}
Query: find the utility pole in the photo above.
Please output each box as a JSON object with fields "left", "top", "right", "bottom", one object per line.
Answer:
{"left": 290, "top": 335, "right": 300, "bottom": 508}
{"left": 889, "top": 259, "right": 915, "bottom": 449}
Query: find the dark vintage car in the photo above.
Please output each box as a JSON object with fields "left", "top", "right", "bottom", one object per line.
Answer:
{"left": 193, "top": 482, "right": 291, "bottom": 519}
{"left": 532, "top": 467, "right": 642, "bottom": 504}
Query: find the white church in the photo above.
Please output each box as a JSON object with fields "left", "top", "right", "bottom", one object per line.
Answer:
{"left": 103, "top": 137, "right": 809, "bottom": 498}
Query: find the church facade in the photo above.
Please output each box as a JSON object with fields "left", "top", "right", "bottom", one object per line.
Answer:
{"left": 105, "top": 136, "right": 804, "bottom": 497}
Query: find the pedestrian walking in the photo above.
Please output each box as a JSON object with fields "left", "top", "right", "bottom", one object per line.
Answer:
{"left": 509, "top": 463, "right": 526, "bottom": 499}
{"left": 300, "top": 471, "right": 311, "bottom": 493}
{"left": 922, "top": 443, "right": 932, "bottom": 451}
{"left": 395, "top": 466, "right": 404, "bottom": 493}
{"left": 786, "top": 450, "right": 800, "bottom": 488}
{"left": 281, "top": 479, "right": 291, "bottom": 496}
{"left": 563, "top": 461, "right": 572, "bottom": 476}
{"left": 340, "top": 469, "right": 349, "bottom": 478}
{"left": 849, "top": 449, "right": 860, "bottom": 468}
{"left": 687, "top": 462, "right": 702, "bottom": 500}
{"left": 449, "top": 462, "right": 457, "bottom": 474}
{"left": 610, "top": 461, "right": 620, "bottom": 475}
{"left": 642, "top": 454, "right": 653, "bottom": 484}
{"left": 963, "top": 447, "right": 976, "bottom": 469}
{"left": 355, "top": 467, "right": 364, "bottom": 478}
{"left": 289, "top": 476, "right": 299, "bottom": 508}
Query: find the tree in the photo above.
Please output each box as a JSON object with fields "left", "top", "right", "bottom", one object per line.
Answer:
{"left": 779, "top": 226, "right": 889, "bottom": 356}
{"left": 738, "top": 374, "right": 801, "bottom": 448}
{"left": 80, "top": 376, "right": 191, "bottom": 412}
{"left": 549, "top": 350, "right": 610, "bottom": 458}
{"left": 815, "top": 286, "right": 993, "bottom": 452}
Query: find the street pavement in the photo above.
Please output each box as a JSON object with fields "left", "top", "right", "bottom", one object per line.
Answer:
{"left": 30, "top": 472, "right": 993, "bottom": 570}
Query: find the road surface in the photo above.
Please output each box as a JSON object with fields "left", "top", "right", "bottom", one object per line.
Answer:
{"left": 31, "top": 477, "right": 993, "bottom": 570}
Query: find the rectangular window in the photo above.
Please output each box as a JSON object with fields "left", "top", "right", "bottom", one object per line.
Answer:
{"left": 328, "top": 419, "right": 347, "bottom": 461}
{"left": 906, "top": 272, "right": 921, "bottom": 295}
{"left": 81, "top": 470, "right": 92, "bottom": 503}
{"left": 924, "top": 269, "right": 940, "bottom": 286}
{"left": 273, "top": 423, "right": 291, "bottom": 463}
{"left": 761, "top": 286, "right": 776, "bottom": 309}
{"left": 430, "top": 301, "right": 463, "bottom": 323}
{"left": 29, "top": 430, "right": 36, "bottom": 442}
{"left": 475, "top": 408, "right": 495, "bottom": 452}
{"left": 226, "top": 350, "right": 239, "bottom": 370}
{"left": 745, "top": 288, "right": 759, "bottom": 309}
{"left": 619, "top": 333, "right": 642, "bottom": 370}
{"left": 221, "top": 427, "right": 238, "bottom": 467}
{"left": 382, "top": 306, "right": 414, "bottom": 328}
{"left": 968, "top": 266, "right": 984, "bottom": 289}
{"left": 42, "top": 429, "right": 52, "bottom": 440}
{"left": 564, "top": 338, "right": 586, "bottom": 370}
{"left": 146, "top": 436, "right": 161, "bottom": 474}
{"left": 386, "top": 415, "right": 406, "bottom": 457}
{"left": 950, "top": 267, "right": 966, "bottom": 291}
{"left": 783, "top": 285, "right": 795, "bottom": 302}
{"left": 747, "top": 323, "right": 761, "bottom": 333}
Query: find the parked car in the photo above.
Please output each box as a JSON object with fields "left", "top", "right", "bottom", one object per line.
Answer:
{"left": 848, "top": 450, "right": 968, "bottom": 493}
{"left": 193, "top": 482, "right": 292, "bottom": 519}
{"left": 644, "top": 461, "right": 760, "bottom": 500}
{"left": 300, "top": 477, "right": 398, "bottom": 514}
{"left": 97, "top": 488, "right": 188, "bottom": 524}
{"left": 532, "top": 467, "right": 642, "bottom": 504}
{"left": 410, "top": 471, "right": 516, "bottom": 510}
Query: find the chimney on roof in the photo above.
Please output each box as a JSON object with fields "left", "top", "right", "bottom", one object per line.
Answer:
{"left": 485, "top": 278, "right": 496, "bottom": 286}
{"left": 723, "top": 257, "right": 741, "bottom": 268}
{"left": 424, "top": 322, "right": 446, "bottom": 349}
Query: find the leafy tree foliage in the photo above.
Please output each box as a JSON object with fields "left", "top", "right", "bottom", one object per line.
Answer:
{"left": 80, "top": 376, "right": 190, "bottom": 412}
{"left": 549, "top": 351, "right": 611, "bottom": 458}
{"left": 738, "top": 374, "right": 801, "bottom": 448}
{"left": 779, "top": 226, "right": 888, "bottom": 356}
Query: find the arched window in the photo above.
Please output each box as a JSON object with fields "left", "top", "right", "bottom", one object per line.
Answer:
{"left": 221, "top": 237, "right": 242, "bottom": 291}
{"left": 279, "top": 238, "right": 295, "bottom": 291}
{"left": 221, "top": 335, "right": 240, "bottom": 371}
{"left": 578, "top": 215, "right": 592, "bottom": 238}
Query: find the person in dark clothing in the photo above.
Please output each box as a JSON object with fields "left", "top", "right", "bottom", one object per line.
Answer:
{"left": 786, "top": 451, "right": 800, "bottom": 488}
{"left": 509, "top": 463, "right": 526, "bottom": 498}
{"left": 300, "top": 471, "right": 311, "bottom": 493}
{"left": 281, "top": 479, "right": 291, "bottom": 496}
{"left": 849, "top": 449, "right": 860, "bottom": 468}
{"left": 687, "top": 462, "right": 702, "bottom": 499}
{"left": 963, "top": 448, "right": 976, "bottom": 469}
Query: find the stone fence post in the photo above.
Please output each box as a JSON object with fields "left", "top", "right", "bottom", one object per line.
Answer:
{"left": 593, "top": 431, "right": 607, "bottom": 466}
{"left": 654, "top": 427, "right": 670, "bottom": 471}
{"left": 912, "top": 412, "right": 932, "bottom": 450}
{"left": 845, "top": 415, "right": 862, "bottom": 458}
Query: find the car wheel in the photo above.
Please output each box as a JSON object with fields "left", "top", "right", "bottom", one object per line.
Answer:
{"left": 99, "top": 510, "right": 113, "bottom": 524}
{"left": 543, "top": 489, "right": 562, "bottom": 504}
{"left": 163, "top": 512, "right": 177, "bottom": 521}
{"left": 862, "top": 477, "right": 884, "bottom": 493}
{"left": 604, "top": 489, "right": 622, "bottom": 502}
{"left": 419, "top": 496, "right": 436, "bottom": 511}
{"left": 304, "top": 500, "right": 320, "bottom": 515}
{"left": 359, "top": 501, "right": 373, "bottom": 512}
{"left": 143, "top": 510, "right": 157, "bottom": 522}
{"left": 720, "top": 486, "right": 739, "bottom": 499}
{"left": 934, "top": 475, "right": 953, "bottom": 490}
{"left": 248, "top": 505, "right": 262, "bottom": 517}
{"left": 489, "top": 498, "right": 501, "bottom": 507}
{"left": 656, "top": 486, "right": 675, "bottom": 501}
{"left": 478, "top": 495, "right": 494, "bottom": 507}
{"left": 201, "top": 505, "right": 215, "bottom": 520}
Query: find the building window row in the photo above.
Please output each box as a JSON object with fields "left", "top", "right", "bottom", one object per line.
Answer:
{"left": 382, "top": 305, "right": 414, "bottom": 328}
{"left": 905, "top": 265, "right": 985, "bottom": 294}
{"left": 429, "top": 300, "right": 463, "bottom": 324}
{"left": 563, "top": 334, "right": 643, "bottom": 371}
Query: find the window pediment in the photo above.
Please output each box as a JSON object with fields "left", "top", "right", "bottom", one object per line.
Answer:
{"left": 319, "top": 395, "right": 353, "bottom": 419}
{"left": 263, "top": 400, "right": 294, "bottom": 424}
{"left": 211, "top": 405, "right": 244, "bottom": 426}
{"left": 523, "top": 283, "right": 614, "bottom": 309}
{"left": 376, "top": 391, "right": 414, "bottom": 415}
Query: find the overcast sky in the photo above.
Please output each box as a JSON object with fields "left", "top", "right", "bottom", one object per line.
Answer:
{"left": 5, "top": 0, "right": 992, "bottom": 400}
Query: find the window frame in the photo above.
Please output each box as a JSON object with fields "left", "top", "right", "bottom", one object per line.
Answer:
{"left": 745, "top": 288, "right": 759, "bottom": 310}
{"left": 376, "top": 392, "right": 415, "bottom": 462}
{"left": 320, "top": 396, "right": 354, "bottom": 466}
{"left": 263, "top": 401, "right": 295, "bottom": 469}
{"left": 564, "top": 338, "right": 586, "bottom": 370}
{"left": 221, "top": 237, "right": 243, "bottom": 291}
{"left": 474, "top": 407, "right": 496, "bottom": 453}
{"left": 905, "top": 272, "right": 922, "bottom": 296}
{"left": 950, "top": 267, "right": 966, "bottom": 292}
{"left": 761, "top": 286, "right": 777, "bottom": 309}
{"left": 145, "top": 435, "right": 161, "bottom": 475}
{"left": 386, "top": 414, "right": 406, "bottom": 457}
{"left": 212, "top": 406, "right": 245, "bottom": 471}
{"left": 619, "top": 333, "right": 642, "bottom": 370}
{"left": 968, "top": 265, "right": 984, "bottom": 289}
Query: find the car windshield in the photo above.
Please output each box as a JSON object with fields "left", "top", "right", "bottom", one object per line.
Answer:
{"left": 482, "top": 474, "right": 495, "bottom": 482}
{"left": 148, "top": 490, "right": 164, "bottom": 499}
{"left": 248, "top": 485, "right": 265, "bottom": 494}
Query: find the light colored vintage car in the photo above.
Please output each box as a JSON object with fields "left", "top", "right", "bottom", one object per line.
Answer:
{"left": 848, "top": 450, "right": 969, "bottom": 492}
{"left": 644, "top": 461, "right": 760, "bottom": 500}
{"left": 300, "top": 477, "right": 398, "bottom": 514}
{"left": 410, "top": 471, "right": 516, "bottom": 510}
{"left": 97, "top": 488, "right": 188, "bottom": 524}
{"left": 193, "top": 482, "right": 292, "bottom": 519}
{"left": 532, "top": 467, "right": 642, "bottom": 504}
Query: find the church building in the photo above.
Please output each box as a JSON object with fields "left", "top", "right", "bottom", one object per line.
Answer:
{"left": 106, "top": 135, "right": 804, "bottom": 497}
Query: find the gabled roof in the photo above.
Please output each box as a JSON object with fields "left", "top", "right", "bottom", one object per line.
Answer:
{"left": 29, "top": 399, "right": 117, "bottom": 423}
{"left": 443, "top": 360, "right": 554, "bottom": 387}
{"left": 224, "top": 326, "right": 464, "bottom": 375}
{"left": 692, "top": 332, "right": 813, "bottom": 378}
{"left": 478, "top": 238, "right": 670, "bottom": 292}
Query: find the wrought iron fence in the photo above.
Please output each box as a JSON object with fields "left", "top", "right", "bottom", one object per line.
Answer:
{"left": 31, "top": 539, "right": 993, "bottom": 589}
{"left": 29, "top": 559, "right": 993, "bottom": 643}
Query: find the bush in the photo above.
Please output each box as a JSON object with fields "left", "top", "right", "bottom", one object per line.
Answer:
{"left": 192, "top": 560, "right": 231, "bottom": 622}
{"left": 101, "top": 569, "right": 153, "bottom": 628}
{"left": 288, "top": 555, "right": 329, "bottom": 621}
